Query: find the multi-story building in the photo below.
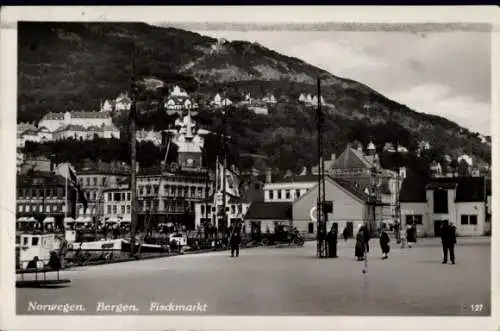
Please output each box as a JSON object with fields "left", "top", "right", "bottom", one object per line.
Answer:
{"left": 263, "top": 170, "right": 317, "bottom": 203}
{"left": 137, "top": 168, "right": 212, "bottom": 230}
{"left": 75, "top": 165, "right": 129, "bottom": 218}
{"left": 52, "top": 123, "right": 120, "bottom": 141}
{"left": 16, "top": 171, "right": 77, "bottom": 224}
{"left": 38, "top": 111, "right": 112, "bottom": 132}
{"left": 103, "top": 187, "right": 132, "bottom": 222}
{"left": 312, "top": 142, "right": 403, "bottom": 225}
{"left": 136, "top": 109, "right": 212, "bottom": 230}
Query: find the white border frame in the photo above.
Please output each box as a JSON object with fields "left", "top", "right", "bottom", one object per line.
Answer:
{"left": 1, "top": 6, "right": 499, "bottom": 331}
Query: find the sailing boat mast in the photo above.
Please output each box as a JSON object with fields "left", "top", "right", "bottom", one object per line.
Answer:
{"left": 129, "top": 42, "right": 138, "bottom": 256}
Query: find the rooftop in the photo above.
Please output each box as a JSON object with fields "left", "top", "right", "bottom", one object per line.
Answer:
{"left": 400, "top": 174, "right": 491, "bottom": 203}
{"left": 244, "top": 201, "right": 292, "bottom": 220}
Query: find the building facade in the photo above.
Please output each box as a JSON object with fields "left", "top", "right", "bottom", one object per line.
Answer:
{"left": 16, "top": 171, "right": 77, "bottom": 224}
{"left": 38, "top": 111, "right": 113, "bottom": 132}
{"left": 263, "top": 173, "right": 317, "bottom": 203}
{"left": 103, "top": 187, "right": 132, "bottom": 222}
{"left": 75, "top": 166, "right": 129, "bottom": 218}
{"left": 400, "top": 175, "right": 491, "bottom": 237}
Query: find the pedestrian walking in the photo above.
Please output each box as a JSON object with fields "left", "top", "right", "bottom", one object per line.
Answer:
{"left": 342, "top": 226, "right": 349, "bottom": 242}
{"left": 355, "top": 225, "right": 365, "bottom": 261}
{"left": 441, "top": 221, "right": 456, "bottom": 264}
{"left": 379, "top": 229, "right": 390, "bottom": 259}
{"left": 406, "top": 225, "right": 416, "bottom": 248}
{"left": 230, "top": 227, "right": 242, "bottom": 257}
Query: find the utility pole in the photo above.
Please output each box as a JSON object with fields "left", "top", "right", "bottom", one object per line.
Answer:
{"left": 129, "top": 42, "right": 138, "bottom": 257}
{"left": 316, "top": 77, "right": 327, "bottom": 258}
{"left": 222, "top": 100, "right": 228, "bottom": 233}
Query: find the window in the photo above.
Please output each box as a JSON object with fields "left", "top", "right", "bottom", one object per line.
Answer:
{"left": 26, "top": 205, "right": 30, "bottom": 212}
{"left": 126, "top": 205, "right": 131, "bottom": 214}
{"left": 18, "top": 205, "right": 23, "bottom": 212}
{"left": 296, "top": 189, "right": 301, "bottom": 199}
{"left": 308, "top": 222, "right": 314, "bottom": 233}
{"left": 46, "top": 205, "right": 50, "bottom": 212}
{"left": 191, "top": 187, "right": 196, "bottom": 197}
{"left": 53, "top": 205, "right": 57, "bottom": 212}
{"left": 285, "top": 190, "right": 291, "bottom": 199}
{"left": 32, "top": 237, "right": 39, "bottom": 246}
{"left": 154, "top": 185, "right": 159, "bottom": 194}
{"left": 39, "top": 205, "right": 43, "bottom": 212}
{"left": 461, "top": 215, "right": 478, "bottom": 225}
{"left": 433, "top": 189, "right": 448, "bottom": 214}
{"left": 201, "top": 205, "right": 205, "bottom": 214}
{"left": 269, "top": 190, "right": 274, "bottom": 200}
{"left": 102, "top": 177, "right": 106, "bottom": 185}
{"left": 86, "top": 178, "right": 90, "bottom": 186}
{"left": 231, "top": 205, "right": 236, "bottom": 214}
{"left": 113, "top": 205, "right": 117, "bottom": 214}
{"left": 127, "top": 193, "right": 131, "bottom": 201}
{"left": 277, "top": 190, "right": 282, "bottom": 199}
{"left": 121, "top": 206, "right": 125, "bottom": 214}
{"left": 405, "top": 215, "right": 423, "bottom": 225}
{"left": 114, "top": 193, "right": 121, "bottom": 201}
{"left": 93, "top": 177, "right": 97, "bottom": 185}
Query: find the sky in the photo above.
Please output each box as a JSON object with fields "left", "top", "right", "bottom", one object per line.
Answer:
{"left": 190, "top": 29, "right": 491, "bottom": 135}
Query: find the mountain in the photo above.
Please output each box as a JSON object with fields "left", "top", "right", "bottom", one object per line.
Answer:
{"left": 17, "top": 22, "right": 491, "bottom": 172}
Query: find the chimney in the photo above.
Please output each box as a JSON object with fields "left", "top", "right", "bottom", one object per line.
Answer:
{"left": 266, "top": 169, "right": 272, "bottom": 183}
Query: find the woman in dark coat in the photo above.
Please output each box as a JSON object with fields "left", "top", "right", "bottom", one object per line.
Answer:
{"left": 379, "top": 229, "right": 390, "bottom": 259}
{"left": 406, "top": 225, "right": 416, "bottom": 248}
{"left": 355, "top": 226, "right": 365, "bottom": 261}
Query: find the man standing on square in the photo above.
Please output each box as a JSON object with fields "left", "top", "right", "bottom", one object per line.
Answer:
{"left": 441, "top": 221, "right": 457, "bottom": 264}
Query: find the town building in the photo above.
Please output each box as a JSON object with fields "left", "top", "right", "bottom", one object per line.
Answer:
{"left": 298, "top": 93, "right": 325, "bottom": 106}
{"left": 245, "top": 175, "right": 386, "bottom": 238}
{"left": 263, "top": 170, "right": 317, "bottom": 203}
{"left": 136, "top": 109, "right": 213, "bottom": 230}
{"left": 136, "top": 129, "right": 163, "bottom": 146}
{"left": 103, "top": 187, "right": 132, "bottom": 222}
{"left": 52, "top": 123, "right": 120, "bottom": 141}
{"left": 399, "top": 174, "right": 491, "bottom": 237}
{"left": 16, "top": 171, "right": 77, "bottom": 224}
{"left": 38, "top": 111, "right": 113, "bottom": 132}
{"left": 75, "top": 163, "right": 130, "bottom": 218}
{"left": 311, "top": 142, "right": 403, "bottom": 225}
{"left": 211, "top": 93, "right": 233, "bottom": 108}
{"left": 163, "top": 85, "right": 199, "bottom": 112}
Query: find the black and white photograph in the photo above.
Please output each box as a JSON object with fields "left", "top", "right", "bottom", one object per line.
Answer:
{"left": 1, "top": 5, "right": 498, "bottom": 331}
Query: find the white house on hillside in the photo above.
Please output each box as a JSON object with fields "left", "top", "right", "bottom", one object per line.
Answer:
{"left": 39, "top": 111, "right": 113, "bottom": 132}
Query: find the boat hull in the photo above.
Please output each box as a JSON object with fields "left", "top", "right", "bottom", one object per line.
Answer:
{"left": 69, "top": 239, "right": 122, "bottom": 251}
{"left": 120, "top": 240, "right": 167, "bottom": 253}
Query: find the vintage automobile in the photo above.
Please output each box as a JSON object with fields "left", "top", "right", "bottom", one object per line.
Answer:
{"left": 253, "top": 225, "right": 305, "bottom": 247}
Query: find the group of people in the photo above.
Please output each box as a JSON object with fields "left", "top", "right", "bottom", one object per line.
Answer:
{"left": 353, "top": 221, "right": 457, "bottom": 263}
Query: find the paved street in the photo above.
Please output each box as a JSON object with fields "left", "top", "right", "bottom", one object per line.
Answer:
{"left": 17, "top": 238, "right": 490, "bottom": 316}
